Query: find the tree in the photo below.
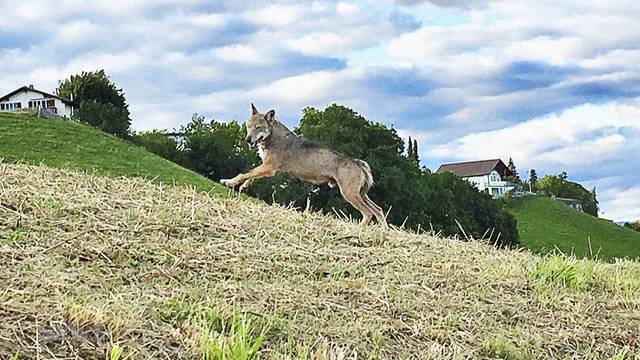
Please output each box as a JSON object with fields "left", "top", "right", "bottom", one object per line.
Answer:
{"left": 624, "top": 220, "right": 640, "bottom": 232}
{"left": 180, "top": 114, "right": 258, "bottom": 181}
{"left": 74, "top": 101, "right": 130, "bottom": 139}
{"left": 132, "top": 130, "right": 183, "bottom": 164}
{"left": 537, "top": 173, "right": 598, "bottom": 216}
{"left": 505, "top": 158, "right": 521, "bottom": 184}
{"left": 57, "top": 70, "right": 131, "bottom": 138}
{"left": 591, "top": 187, "right": 599, "bottom": 216}
{"left": 528, "top": 169, "right": 538, "bottom": 191}
{"left": 507, "top": 158, "right": 515, "bottom": 173}
{"left": 406, "top": 137, "right": 419, "bottom": 166}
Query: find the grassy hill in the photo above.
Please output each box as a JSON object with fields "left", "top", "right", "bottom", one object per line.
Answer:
{"left": 508, "top": 196, "right": 640, "bottom": 261}
{"left": 1, "top": 164, "right": 639, "bottom": 359}
{"left": 1, "top": 111, "right": 640, "bottom": 358}
{"left": 5, "top": 111, "right": 637, "bottom": 263}
{"left": 0, "top": 111, "right": 226, "bottom": 195}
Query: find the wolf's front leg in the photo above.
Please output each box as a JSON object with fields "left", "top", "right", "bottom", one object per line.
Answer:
{"left": 220, "top": 163, "right": 277, "bottom": 190}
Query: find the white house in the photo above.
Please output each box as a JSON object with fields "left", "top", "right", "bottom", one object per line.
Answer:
{"left": 437, "top": 159, "right": 516, "bottom": 197}
{"left": 0, "top": 85, "right": 74, "bottom": 118}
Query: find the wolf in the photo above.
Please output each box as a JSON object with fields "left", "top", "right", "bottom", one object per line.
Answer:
{"left": 220, "top": 104, "right": 388, "bottom": 229}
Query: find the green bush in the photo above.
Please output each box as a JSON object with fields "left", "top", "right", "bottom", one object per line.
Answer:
{"left": 131, "top": 130, "right": 184, "bottom": 165}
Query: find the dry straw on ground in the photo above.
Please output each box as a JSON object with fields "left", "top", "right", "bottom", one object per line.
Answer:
{"left": 1, "top": 163, "right": 639, "bottom": 359}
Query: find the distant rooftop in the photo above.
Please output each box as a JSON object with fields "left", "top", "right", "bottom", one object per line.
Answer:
{"left": 0, "top": 85, "right": 73, "bottom": 104}
{"left": 437, "top": 159, "right": 513, "bottom": 178}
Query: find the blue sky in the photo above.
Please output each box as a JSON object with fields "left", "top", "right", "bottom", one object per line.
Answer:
{"left": 1, "top": 0, "right": 639, "bottom": 221}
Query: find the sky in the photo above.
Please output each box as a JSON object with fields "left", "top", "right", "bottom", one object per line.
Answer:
{"left": 1, "top": 0, "right": 639, "bottom": 221}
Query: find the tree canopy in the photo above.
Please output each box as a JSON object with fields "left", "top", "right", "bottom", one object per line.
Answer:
{"left": 179, "top": 114, "right": 258, "bottom": 181}
{"left": 57, "top": 70, "right": 131, "bottom": 138}
{"left": 624, "top": 220, "right": 640, "bottom": 232}
{"left": 131, "top": 130, "right": 184, "bottom": 165}
{"left": 537, "top": 173, "right": 598, "bottom": 216}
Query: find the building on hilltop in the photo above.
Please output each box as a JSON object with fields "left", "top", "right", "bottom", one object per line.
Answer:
{"left": 552, "top": 196, "right": 584, "bottom": 212}
{"left": 437, "top": 159, "right": 515, "bottom": 197}
{"left": 0, "top": 85, "right": 74, "bottom": 118}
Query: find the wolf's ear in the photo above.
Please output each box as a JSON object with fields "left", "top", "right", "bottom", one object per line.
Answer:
{"left": 251, "top": 103, "right": 258, "bottom": 115}
{"left": 265, "top": 109, "right": 275, "bottom": 123}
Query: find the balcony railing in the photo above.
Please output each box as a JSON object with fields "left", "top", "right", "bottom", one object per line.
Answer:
{"left": 32, "top": 106, "right": 58, "bottom": 114}
{"left": 487, "top": 179, "right": 515, "bottom": 187}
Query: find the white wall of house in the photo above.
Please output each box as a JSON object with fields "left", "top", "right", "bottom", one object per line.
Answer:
{"left": 0, "top": 90, "right": 73, "bottom": 118}
{"left": 463, "top": 170, "right": 515, "bottom": 197}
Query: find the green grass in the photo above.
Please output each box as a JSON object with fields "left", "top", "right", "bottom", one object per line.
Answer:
{"left": 0, "top": 112, "right": 226, "bottom": 195}
{"left": 482, "top": 334, "right": 531, "bottom": 360}
{"left": 508, "top": 196, "right": 640, "bottom": 261}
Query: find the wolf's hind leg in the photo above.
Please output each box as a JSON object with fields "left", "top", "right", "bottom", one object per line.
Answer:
{"left": 338, "top": 183, "right": 373, "bottom": 225}
{"left": 363, "top": 194, "right": 388, "bottom": 229}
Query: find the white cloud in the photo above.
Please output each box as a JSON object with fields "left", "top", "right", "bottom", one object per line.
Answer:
{"left": 189, "top": 13, "right": 225, "bottom": 27}
{"left": 429, "top": 100, "right": 640, "bottom": 171}
{"left": 251, "top": 69, "right": 359, "bottom": 104}
{"left": 286, "top": 33, "right": 350, "bottom": 57}
{"left": 386, "top": 24, "right": 504, "bottom": 81}
{"left": 581, "top": 49, "right": 640, "bottom": 70}
{"left": 598, "top": 185, "right": 640, "bottom": 222}
{"left": 504, "top": 36, "right": 585, "bottom": 66}
{"left": 396, "top": 128, "right": 434, "bottom": 144}
{"left": 245, "top": 4, "right": 304, "bottom": 27}
{"left": 212, "top": 44, "right": 269, "bottom": 65}
{"left": 54, "top": 20, "right": 101, "bottom": 46}
{"left": 64, "top": 51, "right": 147, "bottom": 75}
{"left": 337, "top": 2, "right": 358, "bottom": 16}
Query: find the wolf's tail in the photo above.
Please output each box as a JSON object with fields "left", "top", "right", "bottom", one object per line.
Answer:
{"left": 355, "top": 159, "right": 374, "bottom": 195}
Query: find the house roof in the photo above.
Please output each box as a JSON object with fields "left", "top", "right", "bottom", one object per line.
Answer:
{"left": 0, "top": 85, "right": 74, "bottom": 104}
{"left": 437, "top": 159, "right": 514, "bottom": 178}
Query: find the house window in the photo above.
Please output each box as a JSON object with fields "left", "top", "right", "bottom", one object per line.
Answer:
{"left": 491, "top": 188, "right": 499, "bottom": 196}
{"left": 2, "top": 102, "right": 21, "bottom": 110}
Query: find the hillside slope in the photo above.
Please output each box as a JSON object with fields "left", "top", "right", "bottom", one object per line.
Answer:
{"left": 1, "top": 164, "right": 638, "bottom": 359}
{"left": 509, "top": 196, "right": 640, "bottom": 261}
{"left": 0, "top": 112, "right": 226, "bottom": 195}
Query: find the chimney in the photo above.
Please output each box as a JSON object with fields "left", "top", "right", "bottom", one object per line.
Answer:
{"left": 28, "top": 84, "right": 34, "bottom": 89}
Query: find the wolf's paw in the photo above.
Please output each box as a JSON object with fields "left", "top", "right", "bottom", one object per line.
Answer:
{"left": 220, "top": 179, "right": 235, "bottom": 188}
{"left": 238, "top": 181, "right": 251, "bottom": 192}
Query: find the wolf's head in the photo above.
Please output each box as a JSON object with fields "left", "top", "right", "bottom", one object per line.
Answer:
{"left": 245, "top": 103, "right": 275, "bottom": 147}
